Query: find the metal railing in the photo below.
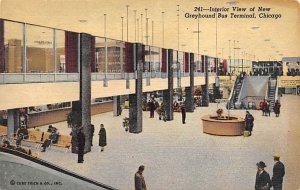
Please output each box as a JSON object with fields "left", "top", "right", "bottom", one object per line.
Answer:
{"left": 0, "top": 71, "right": 208, "bottom": 84}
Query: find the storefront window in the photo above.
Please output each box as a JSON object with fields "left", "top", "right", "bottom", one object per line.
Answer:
{"left": 4, "top": 21, "right": 23, "bottom": 73}
{"left": 26, "top": 25, "right": 54, "bottom": 73}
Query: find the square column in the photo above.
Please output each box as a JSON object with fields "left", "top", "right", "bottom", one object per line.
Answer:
{"left": 129, "top": 43, "right": 143, "bottom": 133}
{"left": 7, "top": 109, "right": 19, "bottom": 137}
{"left": 185, "top": 53, "right": 195, "bottom": 112}
{"left": 113, "top": 96, "right": 121, "bottom": 116}
{"left": 70, "top": 33, "right": 92, "bottom": 154}
{"left": 202, "top": 55, "right": 209, "bottom": 106}
{"left": 163, "top": 49, "right": 174, "bottom": 121}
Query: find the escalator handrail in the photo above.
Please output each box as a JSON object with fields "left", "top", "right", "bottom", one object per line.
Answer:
{"left": 0, "top": 147, "right": 118, "bottom": 190}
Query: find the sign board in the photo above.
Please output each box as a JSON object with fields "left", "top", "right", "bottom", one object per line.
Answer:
{"left": 279, "top": 76, "right": 300, "bottom": 88}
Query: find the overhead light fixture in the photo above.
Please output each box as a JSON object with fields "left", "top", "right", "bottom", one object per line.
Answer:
{"left": 251, "top": 26, "right": 260, "bottom": 30}
{"left": 264, "top": 39, "right": 271, "bottom": 42}
{"left": 226, "top": 1, "right": 239, "bottom": 6}
{"left": 78, "top": 19, "right": 87, "bottom": 23}
{"left": 192, "top": 30, "right": 201, "bottom": 33}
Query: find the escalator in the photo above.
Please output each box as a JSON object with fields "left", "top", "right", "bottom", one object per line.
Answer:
{"left": 267, "top": 77, "right": 277, "bottom": 112}
{"left": 0, "top": 147, "right": 118, "bottom": 190}
{"left": 227, "top": 75, "right": 244, "bottom": 109}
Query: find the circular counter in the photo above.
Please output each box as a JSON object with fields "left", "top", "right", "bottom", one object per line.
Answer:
{"left": 201, "top": 114, "right": 245, "bottom": 136}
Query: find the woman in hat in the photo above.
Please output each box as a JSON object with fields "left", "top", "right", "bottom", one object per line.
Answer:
{"left": 255, "top": 161, "right": 272, "bottom": 190}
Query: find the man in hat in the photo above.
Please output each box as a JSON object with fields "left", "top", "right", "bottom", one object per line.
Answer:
{"left": 135, "top": 165, "right": 147, "bottom": 190}
{"left": 255, "top": 161, "right": 272, "bottom": 190}
{"left": 272, "top": 153, "right": 285, "bottom": 190}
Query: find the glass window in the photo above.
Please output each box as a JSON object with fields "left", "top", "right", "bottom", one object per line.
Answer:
{"left": 56, "top": 30, "right": 65, "bottom": 73}
{"left": 151, "top": 47, "right": 160, "bottom": 72}
{"left": 26, "top": 25, "right": 54, "bottom": 73}
{"left": 95, "top": 37, "right": 106, "bottom": 73}
{"left": 173, "top": 50, "right": 178, "bottom": 73}
{"left": 195, "top": 54, "right": 201, "bottom": 72}
{"left": 107, "top": 38, "right": 123, "bottom": 73}
{"left": 144, "top": 45, "right": 150, "bottom": 72}
{"left": 4, "top": 21, "right": 23, "bottom": 73}
{"left": 178, "top": 51, "right": 184, "bottom": 74}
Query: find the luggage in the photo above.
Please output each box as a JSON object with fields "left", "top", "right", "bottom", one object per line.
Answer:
{"left": 243, "top": 131, "right": 250, "bottom": 137}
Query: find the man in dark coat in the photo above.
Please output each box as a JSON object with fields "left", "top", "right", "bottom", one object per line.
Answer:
{"left": 181, "top": 105, "right": 186, "bottom": 124}
{"left": 255, "top": 161, "right": 272, "bottom": 190}
{"left": 148, "top": 100, "right": 155, "bottom": 118}
{"left": 77, "top": 128, "right": 85, "bottom": 163}
{"left": 90, "top": 124, "right": 95, "bottom": 146}
{"left": 98, "top": 124, "right": 107, "bottom": 152}
{"left": 273, "top": 100, "right": 281, "bottom": 117}
{"left": 272, "top": 154, "right": 285, "bottom": 190}
{"left": 245, "top": 111, "right": 254, "bottom": 136}
{"left": 135, "top": 165, "right": 146, "bottom": 190}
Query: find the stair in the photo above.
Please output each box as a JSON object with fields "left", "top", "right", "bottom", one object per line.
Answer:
{"left": 228, "top": 76, "right": 244, "bottom": 109}
{"left": 268, "top": 78, "right": 277, "bottom": 112}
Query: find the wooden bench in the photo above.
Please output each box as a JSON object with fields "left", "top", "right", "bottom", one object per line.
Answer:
{"left": 40, "top": 132, "right": 72, "bottom": 150}
{"left": 26, "top": 131, "right": 44, "bottom": 143}
{"left": 0, "top": 125, "right": 7, "bottom": 137}
{"left": 54, "top": 135, "right": 72, "bottom": 149}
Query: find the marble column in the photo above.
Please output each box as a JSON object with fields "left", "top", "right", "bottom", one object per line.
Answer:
{"left": 163, "top": 49, "right": 174, "bottom": 121}
{"left": 185, "top": 53, "right": 195, "bottom": 112}
{"left": 113, "top": 96, "right": 121, "bottom": 116}
{"left": 129, "top": 43, "right": 143, "bottom": 133}
{"left": 7, "top": 109, "right": 19, "bottom": 137}
{"left": 202, "top": 55, "right": 209, "bottom": 106}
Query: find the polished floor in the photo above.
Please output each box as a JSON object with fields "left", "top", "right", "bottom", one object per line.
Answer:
{"left": 34, "top": 95, "right": 300, "bottom": 190}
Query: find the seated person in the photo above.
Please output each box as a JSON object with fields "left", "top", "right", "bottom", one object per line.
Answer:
{"left": 47, "top": 125, "right": 57, "bottom": 133}
{"left": 1, "top": 140, "right": 14, "bottom": 149}
{"left": 41, "top": 131, "right": 59, "bottom": 152}
{"left": 15, "top": 126, "right": 29, "bottom": 146}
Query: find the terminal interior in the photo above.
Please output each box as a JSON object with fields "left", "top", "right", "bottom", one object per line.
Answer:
{"left": 0, "top": 0, "right": 299, "bottom": 190}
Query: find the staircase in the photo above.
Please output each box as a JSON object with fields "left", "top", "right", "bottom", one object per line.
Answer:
{"left": 228, "top": 76, "right": 244, "bottom": 109}
{"left": 268, "top": 77, "right": 277, "bottom": 112}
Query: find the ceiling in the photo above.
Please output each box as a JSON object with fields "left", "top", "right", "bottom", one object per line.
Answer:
{"left": 0, "top": 0, "right": 299, "bottom": 61}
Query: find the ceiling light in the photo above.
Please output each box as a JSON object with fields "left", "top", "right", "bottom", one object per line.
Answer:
{"left": 192, "top": 31, "right": 201, "bottom": 33}
{"left": 251, "top": 26, "right": 260, "bottom": 30}
{"left": 226, "top": 1, "right": 239, "bottom": 6}
{"left": 78, "top": 20, "right": 88, "bottom": 23}
{"left": 264, "top": 39, "right": 271, "bottom": 42}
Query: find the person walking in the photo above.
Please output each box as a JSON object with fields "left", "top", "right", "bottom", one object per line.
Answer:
{"left": 273, "top": 100, "right": 281, "bottom": 117}
{"left": 77, "top": 128, "right": 85, "bottom": 163}
{"left": 272, "top": 153, "right": 285, "bottom": 190}
{"left": 149, "top": 100, "right": 156, "bottom": 118}
{"left": 98, "top": 124, "right": 107, "bottom": 152}
{"left": 265, "top": 101, "right": 271, "bottom": 117}
{"left": 255, "top": 161, "right": 272, "bottom": 190}
{"left": 245, "top": 111, "right": 254, "bottom": 136}
{"left": 135, "top": 165, "right": 147, "bottom": 190}
{"left": 181, "top": 105, "right": 186, "bottom": 124}
{"left": 90, "top": 124, "right": 95, "bottom": 146}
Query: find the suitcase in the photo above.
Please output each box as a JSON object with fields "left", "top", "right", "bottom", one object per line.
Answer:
{"left": 243, "top": 131, "right": 250, "bottom": 137}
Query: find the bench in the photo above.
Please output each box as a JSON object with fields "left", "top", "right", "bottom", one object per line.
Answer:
{"left": 0, "top": 125, "right": 7, "bottom": 137}
{"left": 40, "top": 132, "right": 72, "bottom": 151}
{"left": 54, "top": 135, "right": 72, "bottom": 149}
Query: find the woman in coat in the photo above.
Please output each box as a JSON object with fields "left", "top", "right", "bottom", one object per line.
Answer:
{"left": 98, "top": 124, "right": 107, "bottom": 152}
{"left": 273, "top": 100, "right": 281, "bottom": 117}
{"left": 245, "top": 111, "right": 254, "bottom": 136}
